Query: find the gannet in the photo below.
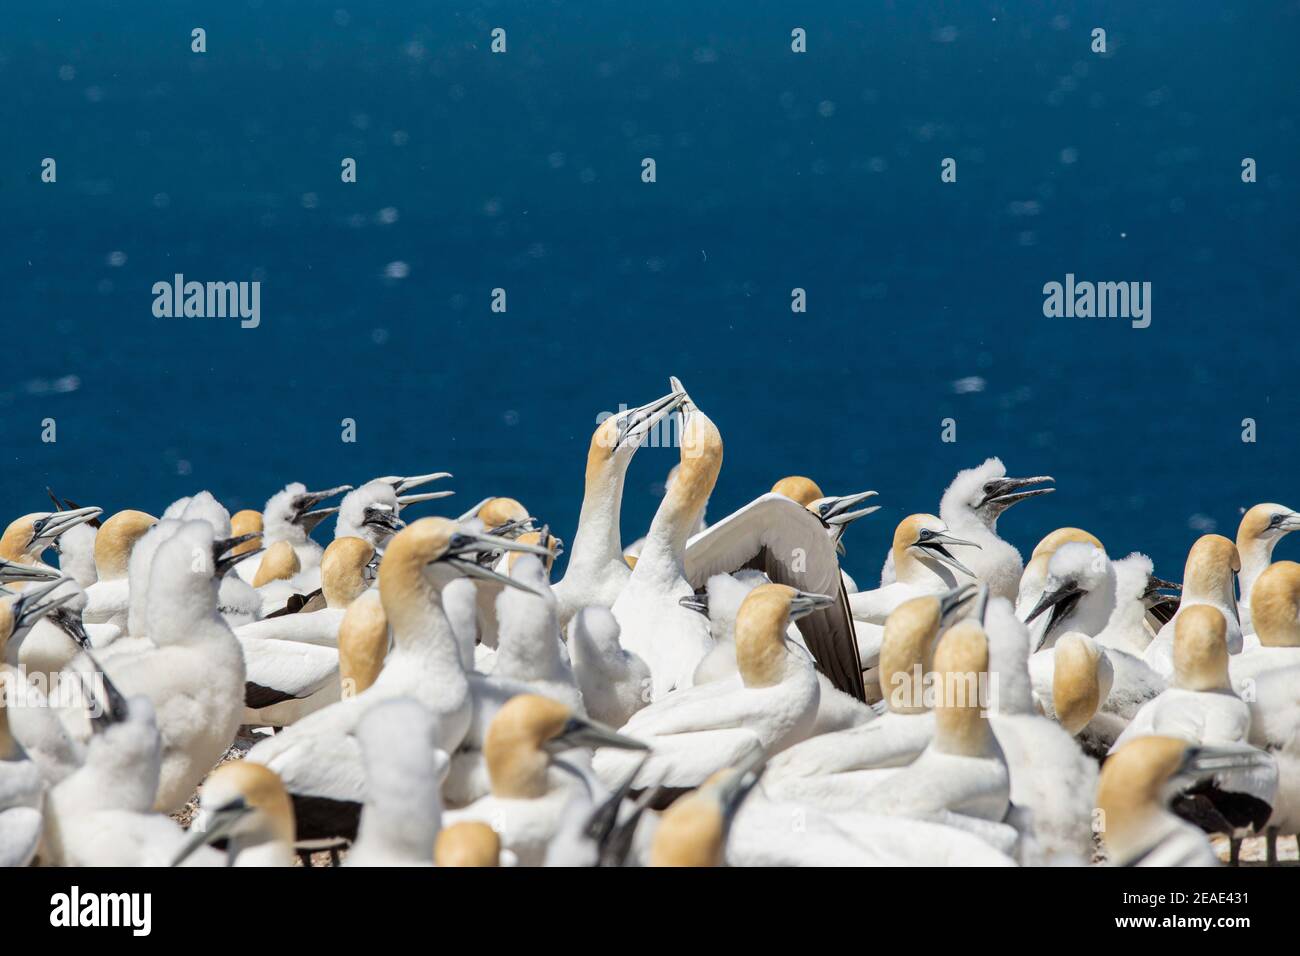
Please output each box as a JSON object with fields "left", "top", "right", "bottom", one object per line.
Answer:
{"left": 683, "top": 482, "right": 878, "bottom": 700}
{"left": 848, "top": 514, "right": 979, "bottom": 625}
{"left": 335, "top": 472, "right": 454, "bottom": 550}
{"left": 45, "top": 490, "right": 101, "bottom": 588}
{"left": 82, "top": 510, "right": 158, "bottom": 630}
{"left": 343, "top": 699, "right": 448, "bottom": 867}
{"left": 594, "top": 584, "right": 826, "bottom": 791}
{"left": 436, "top": 821, "right": 507, "bottom": 867}
{"left": 1143, "top": 535, "right": 1242, "bottom": 678}
{"left": 1023, "top": 542, "right": 1117, "bottom": 651}
{"left": 442, "top": 694, "right": 647, "bottom": 866}
{"left": 75, "top": 522, "right": 251, "bottom": 811}
{"left": 172, "top": 762, "right": 296, "bottom": 867}
{"left": 1097, "top": 736, "right": 1271, "bottom": 866}
{"left": 624, "top": 457, "right": 713, "bottom": 563}
{"left": 567, "top": 606, "right": 651, "bottom": 728}
{"left": 246, "top": 518, "right": 548, "bottom": 841}
{"left": 240, "top": 482, "right": 352, "bottom": 586}
{"left": 1015, "top": 527, "right": 1104, "bottom": 626}
{"left": 0, "top": 643, "right": 43, "bottom": 867}
{"left": 612, "top": 386, "right": 723, "bottom": 698}
{"left": 552, "top": 386, "right": 686, "bottom": 626}
{"left": 0, "top": 505, "right": 102, "bottom": 563}
{"left": 769, "top": 474, "right": 880, "bottom": 592}
{"left": 649, "top": 756, "right": 765, "bottom": 866}
{"left": 1237, "top": 504, "right": 1300, "bottom": 634}
{"left": 491, "top": 554, "right": 581, "bottom": 709}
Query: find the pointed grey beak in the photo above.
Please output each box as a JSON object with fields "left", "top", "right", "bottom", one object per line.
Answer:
{"left": 787, "top": 591, "right": 837, "bottom": 622}
{"left": 613, "top": 388, "right": 688, "bottom": 450}
{"left": 10, "top": 577, "right": 77, "bottom": 636}
{"left": 291, "top": 486, "right": 352, "bottom": 527}
{"left": 1276, "top": 512, "right": 1300, "bottom": 532}
{"left": 716, "top": 748, "right": 767, "bottom": 827}
{"left": 213, "top": 534, "right": 262, "bottom": 576}
{"left": 437, "top": 530, "right": 555, "bottom": 596}
{"left": 545, "top": 715, "right": 649, "bottom": 754}
{"left": 1027, "top": 579, "right": 1084, "bottom": 650}
{"left": 679, "top": 593, "right": 709, "bottom": 615}
{"left": 0, "top": 559, "right": 61, "bottom": 585}
{"left": 30, "top": 506, "right": 103, "bottom": 548}
{"left": 812, "top": 490, "right": 881, "bottom": 526}
{"left": 396, "top": 490, "right": 455, "bottom": 506}
{"left": 79, "top": 652, "right": 130, "bottom": 731}
{"left": 171, "top": 800, "right": 252, "bottom": 867}
{"left": 382, "top": 472, "right": 452, "bottom": 495}
{"left": 1181, "top": 744, "right": 1275, "bottom": 777}
{"left": 916, "top": 531, "right": 980, "bottom": 577}
{"left": 979, "top": 476, "right": 1055, "bottom": 513}
{"left": 938, "top": 583, "right": 978, "bottom": 618}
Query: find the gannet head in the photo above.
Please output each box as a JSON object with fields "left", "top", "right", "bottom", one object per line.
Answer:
{"left": 179, "top": 491, "right": 232, "bottom": 537}
{"left": 252, "top": 540, "right": 301, "bottom": 588}
{"left": 486, "top": 694, "right": 647, "bottom": 799}
{"left": 263, "top": 482, "right": 353, "bottom": 542}
{"left": 930, "top": 619, "right": 996, "bottom": 756}
{"left": 474, "top": 497, "right": 532, "bottom": 534}
{"left": 878, "top": 585, "right": 978, "bottom": 711}
{"left": 672, "top": 391, "right": 724, "bottom": 508}
{"left": 320, "top": 536, "right": 376, "bottom": 608}
{"left": 649, "top": 751, "right": 765, "bottom": 867}
{"left": 229, "top": 510, "right": 264, "bottom": 556}
{"left": 337, "top": 482, "right": 406, "bottom": 545}
{"left": 771, "top": 476, "right": 825, "bottom": 506}
{"left": 1182, "top": 534, "right": 1239, "bottom": 603}
{"left": 369, "top": 471, "right": 454, "bottom": 507}
{"left": 0, "top": 576, "right": 77, "bottom": 646}
{"left": 1249, "top": 560, "right": 1300, "bottom": 648}
{"left": 172, "top": 762, "right": 295, "bottom": 866}
{"left": 942, "top": 458, "right": 1054, "bottom": 527}
{"left": 1025, "top": 542, "right": 1112, "bottom": 650}
{"left": 735, "top": 583, "right": 834, "bottom": 688}
{"left": 0, "top": 506, "right": 103, "bottom": 561}
{"left": 1098, "top": 736, "right": 1271, "bottom": 864}
{"left": 804, "top": 490, "right": 881, "bottom": 537}
{"left": 505, "top": 527, "right": 564, "bottom": 576}
{"left": 1172, "top": 604, "right": 1230, "bottom": 691}
{"left": 338, "top": 590, "right": 388, "bottom": 695}
{"left": 145, "top": 521, "right": 252, "bottom": 634}
{"left": 1237, "top": 503, "right": 1300, "bottom": 551}
{"left": 1052, "top": 633, "right": 1113, "bottom": 734}
{"left": 435, "top": 822, "right": 502, "bottom": 867}
{"left": 90, "top": 510, "right": 159, "bottom": 582}
{"left": 1031, "top": 527, "right": 1103, "bottom": 560}
{"left": 891, "top": 514, "right": 980, "bottom": 579}
{"left": 588, "top": 386, "right": 687, "bottom": 477}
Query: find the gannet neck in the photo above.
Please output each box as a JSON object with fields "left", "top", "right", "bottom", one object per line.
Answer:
{"left": 649, "top": 792, "right": 724, "bottom": 866}
{"left": 339, "top": 591, "right": 389, "bottom": 695}
{"left": 931, "top": 620, "right": 995, "bottom": 757}
{"left": 1236, "top": 503, "right": 1295, "bottom": 599}
{"left": 495, "top": 558, "right": 563, "bottom": 679}
{"left": 253, "top": 540, "right": 300, "bottom": 588}
{"left": 376, "top": 520, "right": 460, "bottom": 666}
{"left": 1249, "top": 560, "right": 1300, "bottom": 648}
{"left": 145, "top": 523, "right": 227, "bottom": 644}
{"left": 1182, "top": 534, "right": 1239, "bottom": 606}
{"left": 435, "top": 822, "right": 501, "bottom": 867}
{"left": 1053, "top": 633, "right": 1107, "bottom": 734}
{"left": 634, "top": 407, "right": 723, "bottom": 576}
{"left": 735, "top": 584, "right": 796, "bottom": 688}
{"left": 92, "top": 510, "right": 158, "bottom": 580}
{"left": 485, "top": 695, "right": 569, "bottom": 799}
{"left": 771, "top": 476, "right": 824, "bottom": 507}
{"left": 1100, "top": 554, "right": 1152, "bottom": 648}
{"left": 567, "top": 457, "right": 626, "bottom": 574}
{"left": 878, "top": 595, "right": 942, "bottom": 712}
{"left": 1172, "top": 605, "right": 1230, "bottom": 691}
{"left": 321, "top": 536, "right": 375, "bottom": 608}
{"left": 1097, "top": 736, "right": 1188, "bottom": 863}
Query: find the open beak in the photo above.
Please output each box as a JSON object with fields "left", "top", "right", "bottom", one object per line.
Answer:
{"left": 915, "top": 531, "right": 980, "bottom": 578}
{"left": 380, "top": 472, "right": 453, "bottom": 496}
{"left": 1027, "top": 579, "right": 1084, "bottom": 650}
{"left": 0, "top": 559, "right": 61, "bottom": 585}
{"left": 10, "top": 577, "right": 77, "bottom": 637}
{"left": 614, "top": 388, "right": 688, "bottom": 450}
{"left": 213, "top": 534, "right": 262, "bottom": 576}
{"left": 979, "top": 476, "right": 1055, "bottom": 514}
{"left": 812, "top": 490, "right": 881, "bottom": 527}
{"left": 50, "top": 606, "right": 91, "bottom": 649}
{"left": 363, "top": 505, "right": 405, "bottom": 535}
{"left": 545, "top": 715, "right": 649, "bottom": 754}
{"left": 436, "top": 530, "right": 554, "bottom": 596}
{"left": 29, "top": 506, "right": 103, "bottom": 552}
{"left": 787, "top": 591, "right": 837, "bottom": 622}
{"left": 291, "top": 486, "right": 352, "bottom": 530}
{"left": 171, "top": 800, "right": 252, "bottom": 867}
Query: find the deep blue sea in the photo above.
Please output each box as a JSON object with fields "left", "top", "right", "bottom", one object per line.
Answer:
{"left": 2, "top": 2, "right": 1297, "bottom": 585}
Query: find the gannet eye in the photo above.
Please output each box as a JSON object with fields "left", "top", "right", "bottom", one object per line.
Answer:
{"left": 917, "top": 529, "right": 933, "bottom": 541}
{"left": 1268, "top": 513, "right": 1284, "bottom": 528}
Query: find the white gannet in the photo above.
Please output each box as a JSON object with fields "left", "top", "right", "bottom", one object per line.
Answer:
{"left": 442, "top": 694, "right": 648, "bottom": 866}
{"left": 78, "top": 522, "right": 250, "bottom": 811}
{"left": 1097, "top": 736, "right": 1271, "bottom": 866}
{"left": 491, "top": 554, "right": 581, "bottom": 710}
{"left": 335, "top": 472, "right": 454, "bottom": 551}
{"left": 1236, "top": 503, "right": 1300, "bottom": 634}
{"left": 1023, "top": 541, "right": 1117, "bottom": 651}
{"left": 1143, "top": 535, "right": 1242, "bottom": 678}
{"left": 239, "top": 482, "right": 352, "bottom": 587}
{"left": 552, "top": 387, "right": 686, "bottom": 626}
{"left": 567, "top": 606, "right": 651, "bottom": 728}
{"left": 0, "top": 647, "right": 43, "bottom": 867}
{"left": 624, "top": 458, "right": 712, "bottom": 564}
{"left": 246, "top": 518, "right": 548, "bottom": 842}
{"left": 1015, "top": 527, "right": 1104, "bottom": 625}
{"left": 612, "top": 386, "right": 723, "bottom": 698}
{"left": 171, "top": 762, "right": 296, "bottom": 867}
{"left": 45, "top": 489, "right": 101, "bottom": 588}
{"left": 241, "top": 536, "right": 375, "bottom": 645}
{"left": 344, "top": 699, "right": 448, "bottom": 867}
{"left": 595, "top": 584, "right": 826, "bottom": 791}
{"left": 848, "top": 514, "right": 980, "bottom": 625}
{"left": 82, "top": 510, "right": 158, "bottom": 631}
{"left": 684, "top": 482, "right": 879, "bottom": 701}
{"left": 0, "top": 505, "right": 102, "bottom": 564}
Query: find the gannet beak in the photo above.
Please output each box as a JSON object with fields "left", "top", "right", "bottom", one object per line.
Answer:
{"left": 679, "top": 593, "right": 709, "bottom": 615}
{"left": 11, "top": 576, "right": 77, "bottom": 635}
{"left": 979, "top": 476, "right": 1055, "bottom": 513}
{"left": 384, "top": 472, "right": 453, "bottom": 495}
{"left": 437, "top": 531, "right": 554, "bottom": 596}
{"left": 213, "top": 534, "right": 262, "bottom": 576}
{"left": 291, "top": 486, "right": 353, "bottom": 528}
{"left": 916, "top": 532, "right": 980, "bottom": 577}
{"left": 813, "top": 490, "right": 882, "bottom": 526}
{"left": 50, "top": 606, "right": 91, "bottom": 649}
{"left": 717, "top": 749, "right": 767, "bottom": 824}
{"left": 362, "top": 505, "right": 405, "bottom": 535}
{"left": 1278, "top": 512, "right": 1300, "bottom": 532}
{"left": 972, "top": 584, "right": 991, "bottom": 624}
{"left": 80, "top": 653, "right": 130, "bottom": 731}
{"left": 170, "top": 799, "right": 252, "bottom": 867}
{"left": 938, "top": 583, "right": 978, "bottom": 618}
{"left": 614, "top": 388, "right": 688, "bottom": 450}
{"left": 486, "top": 517, "right": 537, "bottom": 539}
{"left": 787, "top": 591, "right": 837, "bottom": 622}
{"left": 0, "top": 559, "right": 61, "bottom": 584}
{"left": 29, "top": 506, "right": 103, "bottom": 548}
{"left": 396, "top": 490, "right": 455, "bottom": 506}
{"left": 1027, "top": 579, "right": 1084, "bottom": 650}
{"left": 546, "top": 715, "right": 649, "bottom": 754}
{"left": 1182, "top": 744, "right": 1275, "bottom": 776}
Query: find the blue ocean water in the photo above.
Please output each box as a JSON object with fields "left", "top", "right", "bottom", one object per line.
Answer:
{"left": 2, "top": 2, "right": 1297, "bottom": 585}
